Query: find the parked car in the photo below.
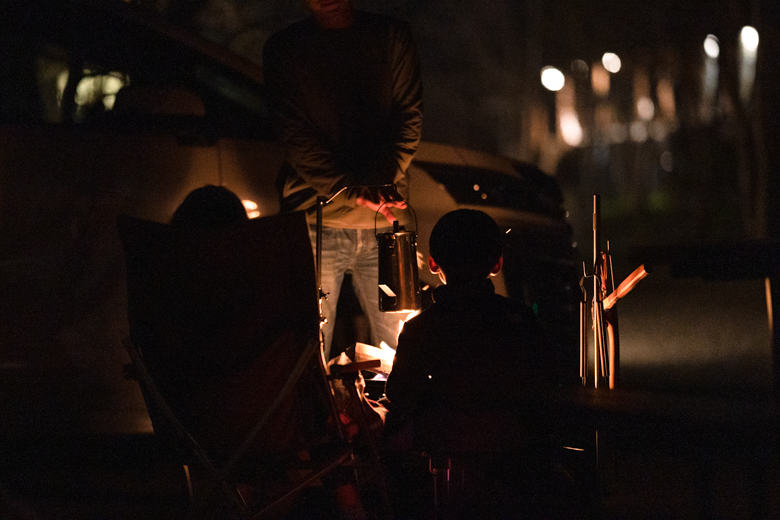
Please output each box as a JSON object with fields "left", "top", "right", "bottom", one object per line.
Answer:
{"left": 0, "top": 0, "right": 579, "bottom": 435}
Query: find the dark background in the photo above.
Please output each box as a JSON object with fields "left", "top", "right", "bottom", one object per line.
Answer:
{"left": 1, "top": 2, "right": 779, "bottom": 517}
{"left": 140, "top": 0, "right": 780, "bottom": 396}
{"left": 141, "top": 0, "right": 780, "bottom": 246}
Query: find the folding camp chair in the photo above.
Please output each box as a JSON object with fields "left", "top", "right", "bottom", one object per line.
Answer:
{"left": 118, "top": 211, "right": 386, "bottom": 519}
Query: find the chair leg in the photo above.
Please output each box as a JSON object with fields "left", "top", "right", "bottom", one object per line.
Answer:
{"left": 184, "top": 464, "right": 251, "bottom": 520}
{"left": 181, "top": 464, "right": 198, "bottom": 519}
{"left": 341, "top": 379, "right": 393, "bottom": 519}
{"left": 429, "top": 454, "right": 452, "bottom": 519}
{"left": 183, "top": 465, "right": 194, "bottom": 503}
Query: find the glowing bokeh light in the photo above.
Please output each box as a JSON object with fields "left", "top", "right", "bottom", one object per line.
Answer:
{"left": 57, "top": 71, "right": 69, "bottom": 103}
{"left": 704, "top": 35, "right": 720, "bottom": 59}
{"left": 701, "top": 37, "right": 720, "bottom": 122}
{"left": 656, "top": 78, "right": 676, "bottom": 119}
{"left": 609, "top": 123, "right": 628, "bottom": 143}
{"left": 559, "top": 110, "right": 583, "bottom": 147}
{"left": 56, "top": 70, "right": 127, "bottom": 111}
{"left": 540, "top": 66, "right": 565, "bottom": 91}
{"left": 629, "top": 121, "right": 648, "bottom": 142}
{"left": 102, "top": 75, "right": 124, "bottom": 95}
{"left": 591, "top": 63, "right": 610, "bottom": 96}
{"left": 649, "top": 120, "right": 668, "bottom": 142}
{"left": 602, "top": 53, "right": 622, "bottom": 73}
{"left": 740, "top": 26, "right": 759, "bottom": 51}
{"left": 739, "top": 26, "right": 759, "bottom": 104}
{"left": 637, "top": 97, "right": 655, "bottom": 121}
{"left": 242, "top": 199, "right": 260, "bottom": 219}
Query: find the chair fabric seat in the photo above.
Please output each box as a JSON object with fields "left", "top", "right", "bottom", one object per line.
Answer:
{"left": 117, "top": 210, "right": 373, "bottom": 518}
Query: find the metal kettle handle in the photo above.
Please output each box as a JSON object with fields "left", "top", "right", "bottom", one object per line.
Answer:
{"left": 374, "top": 202, "right": 418, "bottom": 236}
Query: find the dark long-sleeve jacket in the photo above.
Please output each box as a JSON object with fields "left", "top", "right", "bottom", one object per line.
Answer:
{"left": 263, "top": 12, "right": 423, "bottom": 228}
{"left": 385, "top": 279, "right": 555, "bottom": 452}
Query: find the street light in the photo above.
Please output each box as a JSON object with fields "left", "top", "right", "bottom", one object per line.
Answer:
{"left": 540, "top": 66, "right": 565, "bottom": 91}
{"left": 602, "top": 52, "right": 621, "bottom": 73}
{"left": 739, "top": 26, "right": 759, "bottom": 105}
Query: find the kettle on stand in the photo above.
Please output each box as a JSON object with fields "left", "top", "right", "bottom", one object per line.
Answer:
{"left": 376, "top": 208, "right": 421, "bottom": 313}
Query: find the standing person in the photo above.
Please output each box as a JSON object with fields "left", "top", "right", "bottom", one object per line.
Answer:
{"left": 263, "top": 0, "right": 423, "bottom": 360}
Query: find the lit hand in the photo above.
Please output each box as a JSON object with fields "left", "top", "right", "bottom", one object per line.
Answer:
{"left": 355, "top": 186, "right": 407, "bottom": 224}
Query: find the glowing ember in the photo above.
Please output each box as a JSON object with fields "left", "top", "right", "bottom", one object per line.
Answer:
{"left": 242, "top": 199, "right": 260, "bottom": 219}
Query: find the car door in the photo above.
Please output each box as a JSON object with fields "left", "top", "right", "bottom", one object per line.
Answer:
{"left": 0, "top": 3, "right": 279, "bottom": 434}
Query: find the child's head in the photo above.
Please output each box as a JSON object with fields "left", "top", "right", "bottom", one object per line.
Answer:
{"left": 428, "top": 209, "right": 503, "bottom": 284}
{"left": 171, "top": 185, "right": 248, "bottom": 228}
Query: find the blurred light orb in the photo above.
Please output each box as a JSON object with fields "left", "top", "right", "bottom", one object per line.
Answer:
{"left": 541, "top": 66, "right": 565, "bottom": 91}
{"left": 704, "top": 34, "right": 720, "bottom": 58}
{"left": 242, "top": 199, "right": 260, "bottom": 219}
{"left": 559, "top": 110, "right": 583, "bottom": 147}
{"left": 649, "top": 120, "right": 668, "bottom": 142}
{"left": 103, "top": 75, "right": 124, "bottom": 95}
{"left": 591, "top": 63, "right": 610, "bottom": 96}
{"left": 602, "top": 53, "right": 622, "bottom": 73}
{"left": 637, "top": 96, "right": 655, "bottom": 120}
{"left": 629, "top": 121, "right": 648, "bottom": 142}
{"left": 740, "top": 26, "right": 759, "bottom": 51}
{"left": 609, "top": 123, "right": 628, "bottom": 143}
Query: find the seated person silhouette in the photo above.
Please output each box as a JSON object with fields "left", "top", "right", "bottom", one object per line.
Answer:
{"left": 170, "top": 184, "right": 248, "bottom": 228}
{"left": 168, "top": 185, "right": 368, "bottom": 519}
{"left": 162, "top": 185, "right": 298, "bottom": 461}
{"left": 384, "top": 209, "right": 569, "bottom": 519}
{"left": 166, "top": 186, "right": 318, "bottom": 458}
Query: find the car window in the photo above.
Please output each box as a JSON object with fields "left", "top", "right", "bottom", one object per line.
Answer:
{"left": 55, "top": 57, "right": 130, "bottom": 125}
{"left": 0, "top": 3, "right": 272, "bottom": 140}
